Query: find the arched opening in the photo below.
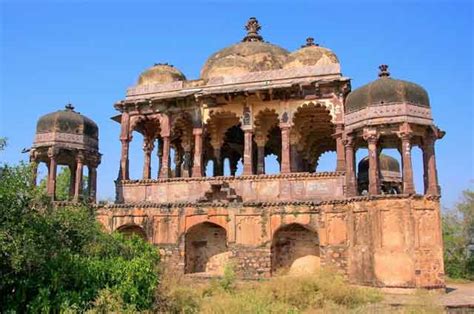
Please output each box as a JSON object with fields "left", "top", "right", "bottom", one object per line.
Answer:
{"left": 292, "top": 103, "right": 335, "bottom": 173}
{"left": 205, "top": 159, "right": 214, "bottom": 177}
{"left": 412, "top": 145, "right": 424, "bottom": 194}
{"left": 185, "top": 222, "right": 228, "bottom": 275}
{"left": 315, "top": 151, "right": 337, "bottom": 172}
{"left": 264, "top": 154, "right": 280, "bottom": 174}
{"left": 356, "top": 147, "right": 369, "bottom": 195}
{"left": 117, "top": 224, "right": 147, "bottom": 240}
{"left": 271, "top": 223, "right": 320, "bottom": 276}
{"left": 254, "top": 109, "right": 280, "bottom": 174}
{"left": 379, "top": 148, "right": 402, "bottom": 195}
{"left": 206, "top": 111, "right": 241, "bottom": 177}
{"left": 129, "top": 116, "right": 161, "bottom": 180}
{"left": 170, "top": 113, "right": 194, "bottom": 178}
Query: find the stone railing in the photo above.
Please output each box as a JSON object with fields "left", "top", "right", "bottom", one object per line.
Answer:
{"left": 116, "top": 172, "right": 345, "bottom": 204}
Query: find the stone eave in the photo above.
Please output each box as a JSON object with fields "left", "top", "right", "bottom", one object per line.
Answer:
{"left": 122, "top": 64, "right": 347, "bottom": 102}
{"left": 94, "top": 193, "right": 440, "bottom": 211}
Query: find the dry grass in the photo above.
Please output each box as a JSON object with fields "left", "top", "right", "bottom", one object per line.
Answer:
{"left": 155, "top": 268, "right": 383, "bottom": 313}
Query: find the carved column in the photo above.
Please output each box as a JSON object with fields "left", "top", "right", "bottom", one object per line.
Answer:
{"left": 88, "top": 166, "right": 97, "bottom": 203}
{"left": 242, "top": 129, "right": 254, "bottom": 175}
{"left": 290, "top": 131, "right": 300, "bottom": 172}
{"left": 47, "top": 148, "right": 57, "bottom": 200}
{"left": 174, "top": 145, "right": 183, "bottom": 178}
{"left": 364, "top": 129, "right": 380, "bottom": 195}
{"left": 68, "top": 163, "right": 76, "bottom": 200}
{"left": 213, "top": 148, "right": 222, "bottom": 176}
{"left": 255, "top": 136, "right": 266, "bottom": 175}
{"left": 280, "top": 125, "right": 291, "bottom": 174}
{"left": 73, "top": 152, "right": 84, "bottom": 202}
{"left": 119, "top": 112, "right": 130, "bottom": 180}
{"left": 157, "top": 138, "right": 163, "bottom": 178}
{"left": 423, "top": 135, "right": 439, "bottom": 195}
{"left": 344, "top": 135, "right": 357, "bottom": 196}
{"left": 398, "top": 132, "right": 415, "bottom": 194}
{"left": 192, "top": 128, "right": 203, "bottom": 177}
{"left": 160, "top": 136, "right": 170, "bottom": 178}
{"left": 142, "top": 138, "right": 154, "bottom": 180}
{"left": 29, "top": 151, "right": 39, "bottom": 187}
{"left": 335, "top": 124, "right": 346, "bottom": 171}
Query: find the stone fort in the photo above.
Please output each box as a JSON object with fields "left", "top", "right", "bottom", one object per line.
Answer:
{"left": 30, "top": 18, "right": 445, "bottom": 290}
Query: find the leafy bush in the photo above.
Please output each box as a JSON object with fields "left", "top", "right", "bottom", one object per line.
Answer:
{"left": 443, "top": 189, "right": 474, "bottom": 280}
{"left": 0, "top": 163, "right": 160, "bottom": 312}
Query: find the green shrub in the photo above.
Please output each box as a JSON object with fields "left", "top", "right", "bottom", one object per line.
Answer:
{"left": 0, "top": 163, "right": 160, "bottom": 312}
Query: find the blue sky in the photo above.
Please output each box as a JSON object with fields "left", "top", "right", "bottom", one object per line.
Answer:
{"left": 1, "top": 0, "right": 472, "bottom": 207}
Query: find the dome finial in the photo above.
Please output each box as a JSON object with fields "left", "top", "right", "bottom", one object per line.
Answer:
{"left": 302, "top": 37, "right": 319, "bottom": 47}
{"left": 65, "top": 103, "right": 75, "bottom": 111}
{"left": 242, "top": 17, "right": 263, "bottom": 42}
{"left": 378, "top": 64, "right": 390, "bottom": 77}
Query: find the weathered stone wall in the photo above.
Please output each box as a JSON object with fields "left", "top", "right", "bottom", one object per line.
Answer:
{"left": 96, "top": 195, "right": 444, "bottom": 289}
{"left": 116, "top": 172, "right": 344, "bottom": 204}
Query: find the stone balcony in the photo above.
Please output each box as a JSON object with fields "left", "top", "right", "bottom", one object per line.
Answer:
{"left": 116, "top": 172, "right": 345, "bottom": 204}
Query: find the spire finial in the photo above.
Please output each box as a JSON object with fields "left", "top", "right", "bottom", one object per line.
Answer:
{"left": 65, "top": 103, "right": 75, "bottom": 111}
{"left": 378, "top": 64, "right": 390, "bottom": 77}
{"left": 302, "top": 37, "right": 319, "bottom": 48}
{"left": 242, "top": 17, "right": 263, "bottom": 42}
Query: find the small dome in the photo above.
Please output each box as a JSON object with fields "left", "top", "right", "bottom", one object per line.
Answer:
{"left": 36, "top": 104, "right": 98, "bottom": 139}
{"left": 137, "top": 63, "right": 186, "bottom": 85}
{"left": 283, "top": 37, "right": 340, "bottom": 69}
{"left": 358, "top": 154, "right": 401, "bottom": 183}
{"left": 345, "top": 65, "right": 430, "bottom": 114}
{"left": 200, "top": 17, "right": 289, "bottom": 80}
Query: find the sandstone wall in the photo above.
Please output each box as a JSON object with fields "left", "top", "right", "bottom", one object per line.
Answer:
{"left": 96, "top": 195, "right": 444, "bottom": 288}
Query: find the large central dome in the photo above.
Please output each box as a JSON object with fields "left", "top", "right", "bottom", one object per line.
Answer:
{"left": 200, "top": 17, "right": 289, "bottom": 80}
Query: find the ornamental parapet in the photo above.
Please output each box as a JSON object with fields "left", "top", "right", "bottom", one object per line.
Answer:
{"left": 116, "top": 172, "right": 345, "bottom": 204}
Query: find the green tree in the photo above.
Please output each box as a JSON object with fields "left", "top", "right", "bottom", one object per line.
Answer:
{"left": 0, "top": 162, "right": 160, "bottom": 312}
{"left": 37, "top": 167, "right": 88, "bottom": 201}
{"left": 443, "top": 189, "right": 474, "bottom": 280}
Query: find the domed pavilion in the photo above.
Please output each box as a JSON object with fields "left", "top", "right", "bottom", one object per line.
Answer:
{"left": 30, "top": 104, "right": 101, "bottom": 202}
{"left": 73, "top": 17, "right": 445, "bottom": 289}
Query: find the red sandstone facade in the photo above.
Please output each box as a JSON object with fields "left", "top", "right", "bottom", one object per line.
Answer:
{"left": 34, "top": 18, "right": 446, "bottom": 289}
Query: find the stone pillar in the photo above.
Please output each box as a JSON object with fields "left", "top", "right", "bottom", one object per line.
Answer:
{"left": 399, "top": 133, "right": 415, "bottom": 194}
{"left": 280, "top": 125, "right": 291, "bottom": 174}
{"left": 335, "top": 124, "right": 346, "bottom": 171}
{"left": 30, "top": 151, "right": 39, "bottom": 187}
{"left": 88, "top": 166, "right": 97, "bottom": 203}
{"left": 255, "top": 138, "right": 265, "bottom": 174}
{"left": 119, "top": 112, "right": 130, "bottom": 180}
{"left": 47, "top": 148, "right": 57, "bottom": 200}
{"left": 142, "top": 138, "right": 154, "bottom": 180}
{"left": 73, "top": 153, "right": 84, "bottom": 202}
{"left": 68, "top": 164, "right": 76, "bottom": 200}
{"left": 192, "top": 128, "right": 203, "bottom": 177}
{"left": 213, "top": 148, "right": 222, "bottom": 176}
{"left": 423, "top": 135, "right": 439, "bottom": 195}
{"left": 243, "top": 129, "right": 254, "bottom": 175}
{"left": 364, "top": 129, "right": 380, "bottom": 195}
{"left": 157, "top": 138, "right": 163, "bottom": 178}
{"left": 230, "top": 156, "right": 238, "bottom": 176}
{"left": 344, "top": 135, "right": 357, "bottom": 196}
{"left": 160, "top": 136, "right": 170, "bottom": 178}
{"left": 174, "top": 146, "right": 183, "bottom": 178}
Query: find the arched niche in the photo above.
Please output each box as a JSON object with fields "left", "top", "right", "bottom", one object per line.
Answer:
{"left": 271, "top": 223, "right": 320, "bottom": 276}
{"left": 185, "top": 222, "right": 229, "bottom": 275}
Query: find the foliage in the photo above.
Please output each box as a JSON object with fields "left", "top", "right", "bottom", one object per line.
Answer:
{"left": 157, "top": 269, "right": 382, "bottom": 313}
{"left": 37, "top": 166, "right": 88, "bottom": 201}
{"left": 0, "top": 137, "right": 6, "bottom": 152}
{"left": 0, "top": 162, "right": 160, "bottom": 312}
{"left": 443, "top": 189, "right": 474, "bottom": 280}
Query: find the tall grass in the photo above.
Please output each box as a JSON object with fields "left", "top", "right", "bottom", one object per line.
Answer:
{"left": 156, "top": 267, "right": 383, "bottom": 313}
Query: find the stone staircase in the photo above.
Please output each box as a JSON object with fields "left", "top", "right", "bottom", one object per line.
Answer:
{"left": 198, "top": 181, "right": 241, "bottom": 203}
